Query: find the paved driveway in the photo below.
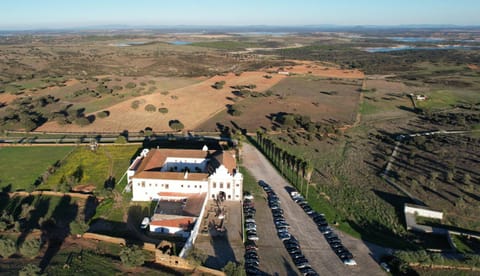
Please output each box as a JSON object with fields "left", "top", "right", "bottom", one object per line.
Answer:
{"left": 242, "top": 143, "right": 385, "bottom": 276}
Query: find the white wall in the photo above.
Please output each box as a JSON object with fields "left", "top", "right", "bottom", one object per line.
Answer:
{"left": 405, "top": 205, "right": 443, "bottom": 220}
{"left": 132, "top": 178, "right": 208, "bottom": 201}
{"left": 208, "top": 165, "right": 243, "bottom": 201}
{"left": 161, "top": 157, "right": 209, "bottom": 172}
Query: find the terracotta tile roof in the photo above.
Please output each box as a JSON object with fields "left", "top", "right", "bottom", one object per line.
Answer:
{"left": 135, "top": 171, "right": 209, "bottom": 180}
{"left": 132, "top": 148, "right": 236, "bottom": 178}
{"left": 211, "top": 150, "right": 237, "bottom": 174}
{"left": 150, "top": 217, "right": 196, "bottom": 229}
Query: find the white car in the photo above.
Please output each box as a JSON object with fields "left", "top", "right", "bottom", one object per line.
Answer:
{"left": 343, "top": 259, "right": 357, "bottom": 266}
{"left": 140, "top": 217, "right": 150, "bottom": 229}
{"left": 380, "top": 262, "right": 390, "bottom": 272}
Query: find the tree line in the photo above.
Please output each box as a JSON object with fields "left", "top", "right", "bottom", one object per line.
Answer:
{"left": 256, "top": 131, "right": 314, "bottom": 197}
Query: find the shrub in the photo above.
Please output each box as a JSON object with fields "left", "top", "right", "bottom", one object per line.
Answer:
{"left": 74, "top": 117, "right": 90, "bottom": 127}
{"left": 144, "top": 104, "right": 156, "bottom": 112}
{"left": 19, "top": 239, "right": 41, "bottom": 259}
{"left": 125, "top": 82, "right": 136, "bottom": 89}
{"left": 131, "top": 100, "right": 140, "bottom": 110}
{"left": 19, "top": 264, "right": 42, "bottom": 276}
{"left": 115, "top": 135, "right": 127, "bottom": 144}
{"left": 120, "top": 245, "right": 145, "bottom": 267}
{"left": 158, "top": 108, "right": 169, "bottom": 114}
{"left": 0, "top": 238, "right": 16, "bottom": 258}
{"left": 96, "top": 110, "right": 109, "bottom": 118}
{"left": 169, "top": 120, "right": 184, "bottom": 131}
{"left": 212, "top": 81, "right": 226, "bottom": 89}
{"left": 70, "top": 220, "right": 88, "bottom": 236}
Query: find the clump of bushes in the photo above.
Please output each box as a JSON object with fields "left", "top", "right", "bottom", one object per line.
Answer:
{"left": 144, "top": 104, "right": 156, "bottom": 112}
{"left": 125, "top": 82, "right": 136, "bottom": 89}
{"left": 96, "top": 110, "right": 109, "bottom": 118}
{"left": 158, "top": 108, "right": 169, "bottom": 114}
{"left": 169, "top": 120, "right": 184, "bottom": 131}
{"left": 131, "top": 100, "right": 140, "bottom": 110}
{"left": 212, "top": 80, "right": 226, "bottom": 90}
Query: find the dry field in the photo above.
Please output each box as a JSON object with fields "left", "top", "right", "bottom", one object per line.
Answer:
{"left": 199, "top": 76, "right": 363, "bottom": 132}
{"left": 36, "top": 61, "right": 363, "bottom": 133}
{"left": 37, "top": 71, "right": 287, "bottom": 132}
{"left": 270, "top": 60, "right": 365, "bottom": 79}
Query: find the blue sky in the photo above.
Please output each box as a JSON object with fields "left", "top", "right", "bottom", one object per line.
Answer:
{"left": 1, "top": 0, "right": 479, "bottom": 29}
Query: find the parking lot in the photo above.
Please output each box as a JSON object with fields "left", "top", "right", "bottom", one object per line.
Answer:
{"left": 242, "top": 143, "right": 385, "bottom": 276}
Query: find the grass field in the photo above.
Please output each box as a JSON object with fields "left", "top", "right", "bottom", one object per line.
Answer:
{"left": 42, "top": 145, "right": 140, "bottom": 191}
{"left": 0, "top": 146, "right": 74, "bottom": 191}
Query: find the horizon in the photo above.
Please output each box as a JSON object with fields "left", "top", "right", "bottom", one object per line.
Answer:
{"left": 2, "top": 0, "right": 480, "bottom": 30}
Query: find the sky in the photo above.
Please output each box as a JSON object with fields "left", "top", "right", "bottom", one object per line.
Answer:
{"left": 1, "top": 0, "right": 480, "bottom": 29}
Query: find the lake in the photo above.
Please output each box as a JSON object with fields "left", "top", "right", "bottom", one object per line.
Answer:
{"left": 365, "top": 45, "right": 480, "bottom": 53}
{"left": 169, "top": 41, "right": 192, "bottom": 45}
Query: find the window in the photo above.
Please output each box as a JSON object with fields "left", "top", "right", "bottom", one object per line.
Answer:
{"left": 165, "top": 184, "right": 169, "bottom": 189}
{"left": 149, "top": 183, "right": 152, "bottom": 187}
{"left": 181, "top": 185, "right": 184, "bottom": 188}
{"left": 213, "top": 182, "right": 216, "bottom": 188}
{"left": 236, "top": 184, "right": 239, "bottom": 187}
{"left": 236, "top": 195, "right": 239, "bottom": 198}
{"left": 228, "top": 195, "right": 231, "bottom": 199}
{"left": 220, "top": 182, "right": 224, "bottom": 189}
{"left": 141, "top": 181, "right": 145, "bottom": 188}
{"left": 194, "top": 185, "right": 197, "bottom": 188}
{"left": 199, "top": 185, "right": 202, "bottom": 189}
{"left": 188, "top": 185, "right": 190, "bottom": 188}
{"left": 137, "top": 183, "right": 140, "bottom": 186}
{"left": 227, "top": 183, "right": 231, "bottom": 189}
{"left": 212, "top": 194, "right": 215, "bottom": 199}
{"left": 155, "top": 183, "right": 157, "bottom": 187}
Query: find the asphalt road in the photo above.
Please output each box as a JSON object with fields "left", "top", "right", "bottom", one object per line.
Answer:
{"left": 242, "top": 143, "right": 386, "bottom": 276}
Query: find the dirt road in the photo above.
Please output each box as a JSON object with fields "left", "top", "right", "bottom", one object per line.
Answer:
{"left": 242, "top": 143, "right": 385, "bottom": 276}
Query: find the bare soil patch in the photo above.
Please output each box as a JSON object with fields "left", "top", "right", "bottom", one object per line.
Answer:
{"left": 198, "top": 76, "right": 362, "bottom": 132}
{"left": 271, "top": 60, "right": 365, "bottom": 79}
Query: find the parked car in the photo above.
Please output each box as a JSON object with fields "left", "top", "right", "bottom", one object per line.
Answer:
{"left": 244, "top": 192, "right": 254, "bottom": 200}
{"left": 343, "top": 259, "right": 357, "bottom": 266}
{"left": 140, "top": 217, "right": 150, "bottom": 229}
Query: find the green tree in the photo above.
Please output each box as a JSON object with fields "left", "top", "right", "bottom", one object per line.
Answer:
{"left": 144, "top": 104, "right": 156, "bottom": 112}
{"left": 169, "top": 120, "right": 184, "bottom": 131}
{"left": 69, "top": 220, "right": 88, "bottom": 236}
{"left": 222, "top": 261, "right": 246, "bottom": 276}
{"left": 131, "top": 100, "right": 140, "bottom": 110}
{"left": 115, "top": 135, "right": 127, "bottom": 144}
{"left": 19, "top": 264, "right": 43, "bottom": 276}
{"left": 96, "top": 110, "right": 109, "bottom": 118}
{"left": 120, "top": 245, "right": 145, "bottom": 267}
{"left": 158, "top": 107, "right": 169, "bottom": 114}
{"left": 19, "top": 239, "right": 41, "bottom": 259}
{"left": 74, "top": 117, "right": 90, "bottom": 127}
{"left": 0, "top": 238, "right": 16, "bottom": 258}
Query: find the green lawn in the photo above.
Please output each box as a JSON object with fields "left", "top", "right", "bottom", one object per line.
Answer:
{"left": 0, "top": 146, "right": 74, "bottom": 191}
{"left": 239, "top": 166, "right": 263, "bottom": 198}
{"left": 42, "top": 145, "right": 140, "bottom": 191}
{"left": 417, "top": 89, "right": 480, "bottom": 110}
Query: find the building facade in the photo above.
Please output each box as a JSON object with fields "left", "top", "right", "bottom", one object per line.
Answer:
{"left": 127, "top": 147, "right": 243, "bottom": 201}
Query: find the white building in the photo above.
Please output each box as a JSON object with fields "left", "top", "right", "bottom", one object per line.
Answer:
{"left": 127, "top": 146, "right": 243, "bottom": 202}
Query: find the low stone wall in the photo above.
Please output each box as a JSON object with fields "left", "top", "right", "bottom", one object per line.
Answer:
{"left": 9, "top": 190, "right": 97, "bottom": 200}
{"left": 155, "top": 250, "right": 225, "bottom": 276}
{"left": 82, "top": 232, "right": 126, "bottom": 245}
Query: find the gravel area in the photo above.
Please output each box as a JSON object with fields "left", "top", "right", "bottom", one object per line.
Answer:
{"left": 242, "top": 143, "right": 386, "bottom": 276}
